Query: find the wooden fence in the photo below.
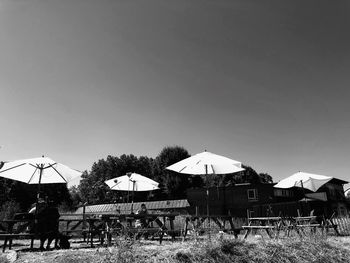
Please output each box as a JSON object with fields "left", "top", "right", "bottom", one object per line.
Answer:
{"left": 332, "top": 217, "right": 350, "bottom": 236}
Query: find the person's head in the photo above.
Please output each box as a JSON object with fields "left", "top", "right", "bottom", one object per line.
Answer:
{"left": 38, "top": 197, "right": 46, "bottom": 204}
{"left": 141, "top": 203, "right": 147, "bottom": 211}
{"left": 48, "top": 200, "right": 56, "bottom": 207}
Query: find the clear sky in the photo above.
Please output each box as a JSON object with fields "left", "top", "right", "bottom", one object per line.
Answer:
{"left": 0, "top": 0, "right": 349, "bottom": 188}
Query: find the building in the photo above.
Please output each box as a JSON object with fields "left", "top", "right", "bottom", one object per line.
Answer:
{"left": 187, "top": 177, "right": 349, "bottom": 218}
{"left": 187, "top": 183, "right": 275, "bottom": 217}
{"left": 74, "top": 199, "right": 190, "bottom": 215}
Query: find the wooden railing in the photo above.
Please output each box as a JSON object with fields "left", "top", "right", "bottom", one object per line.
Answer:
{"left": 332, "top": 217, "right": 350, "bottom": 236}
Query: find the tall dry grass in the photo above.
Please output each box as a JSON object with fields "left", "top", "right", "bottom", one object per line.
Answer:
{"left": 3, "top": 236, "right": 350, "bottom": 263}
{"left": 172, "top": 238, "right": 350, "bottom": 263}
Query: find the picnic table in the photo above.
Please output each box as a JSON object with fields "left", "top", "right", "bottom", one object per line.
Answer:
{"left": 85, "top": 213, "right": 178, "bottom": 246}
{"left": 182, "top": 215, "right": 243, "bottom": 239}
{"left": 294, "top": 215, "right": 339, "bottom": 236}
{"left": 1, "top": 212, "right": 180, "bottom": 252}
{"left": 0, "top": 218, "right": 37, "bottom": 252}
{"left": 1, "top": 213, "right": 88, "bottom": 252}
{"left": 242, "top": 215, "right": 340, "bottom": 239}
{"left": 242, "top": 217, "right": 283, "bottom": 239}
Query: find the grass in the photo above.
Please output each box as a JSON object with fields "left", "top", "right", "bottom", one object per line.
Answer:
{"left": 4, "top": 236, "right": 350, "bottom": 263}
{"left": 172, "top": 238, "right": 350, "bottom": 263}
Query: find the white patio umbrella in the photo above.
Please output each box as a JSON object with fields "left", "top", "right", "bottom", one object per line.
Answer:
{"left": 274, "top": 171, "right": 332, "bottom": 192}
{"left": 166, "top": 151, "right": 244, "bottom": 175}
{"left": 105, "top": 173, "right": 159, "bottom": 213}
{"left": 166, "top": 151, "right": 244, "bottom": 218}
{"left": 0, "top": 156, "right": 81, "bottom": 186}
{"left": 0, "top": 156, "right": 82, "bottom": 216}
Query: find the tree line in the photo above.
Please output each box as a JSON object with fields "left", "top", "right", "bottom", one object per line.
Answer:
{"left": 76, "top": 146, "right": 273, "bottom": 206}
{"left": 0, "top": 146, "right": 273, "bottom": 216}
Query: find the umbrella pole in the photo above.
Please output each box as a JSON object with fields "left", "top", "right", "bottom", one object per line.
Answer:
{"left": 206, "top": 165, "right": 209, "bottom": 218}
{"left": 34, "top": 165, "right": 44, "bottom": 235}
{"left": 300, "top": 180, "right": 311, "bottom": 216}
{"left": 205, "top": 165, "right": 211, "bottom": 240}
{"left": 35, "top": 166, "right": 44, "bottom": 212}
{"left": 127, "top": 188, "right": 130, "bottom": 203}
{"left": 131, "top": 181, "right": 135, "bottom": 214}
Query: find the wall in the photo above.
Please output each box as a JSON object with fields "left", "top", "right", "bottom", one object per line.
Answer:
{"left": 187, "top": 182, "right": 348, "bottom": 218}
{"left": 187, "top": 183, "right": 276, "bottom": 217}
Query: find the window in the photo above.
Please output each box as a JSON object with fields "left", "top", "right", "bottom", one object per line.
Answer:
{"left": 329, "top": 188, "right": 336, "bottom": 198}
{"left": 247, "top": 189, "right": 258, "bottom": 201}
{"left": 274, "top": 189, "right": 293, "bottom": 197}
{"left": 339, "top": 205, "right": 347, "bottom": 217}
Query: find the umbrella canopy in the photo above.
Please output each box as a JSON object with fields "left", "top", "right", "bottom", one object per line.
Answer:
{"left": 166, "top": 151, "right": 244, "bottom": 222}
{"left": 0, "top": 156, "right": 81, "bottom": 184}
{"left": 166, "top": 151, "right": 244, "bottom": 175}
{"left": 274, "top": 171, "right": 332, "bottom": 192}
{"left": 105, "top": 173, "right": 159, "bottom": 192}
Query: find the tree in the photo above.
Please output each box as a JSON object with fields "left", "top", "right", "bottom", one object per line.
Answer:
{"left": 9, "top": 182, "right": 71, "bottom": 210}
{"left": 0, "top": 178, "right": 14, "bottom": 204}
{"left": 258, "top": 173, "right": 273, "bottom": 183}
{"left": 78, "top": 154, "right": 156, "bottom": 204}
{"left": 154, "top": 146, "right": 191, "bottom": 199}
{"left": 206, "top": 165, "right": 273, "bottom": 187}
{"left": 0, "top": 200, "right": 21, "bottom": 220}
{"left": 58, "top": 186, "right": 82, "bottom": 212}
{"left": 77, "top": 147, "right": 273, "bottom": 204}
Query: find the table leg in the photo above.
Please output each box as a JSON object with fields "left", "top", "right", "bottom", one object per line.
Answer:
{"left": 183, "top": 218, "right": 189, "bottom": 241}
{"left": 265, "top": 228, "right": 272, "bottom": 238}
{"left": 31, "top": 237, "right": 34, "bottom": 250}
{"left": 159, "top": 229, "right": 164, "bottom": 244}
{"left": 2, "top": 238, "right": 8, "bottom": 252}
{"left": 243, "top": 229, "right": 250, "bottom": 239}
{"left": 89, "top": 223, "right": 94, "bottom": 248}
{"left": 169, "top": 218, "right": 175, "bottom": 241}
{"left": 9, "top": 238, "right": 12, "bottom": 250}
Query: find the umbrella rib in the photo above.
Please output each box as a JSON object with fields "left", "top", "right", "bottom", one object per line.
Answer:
{"left": 179, "top": 167, "right": 187, "bottom": 173}
{"left": 0, "top": 163, "right": 26, "bottom": 173}
{"left": 50, "top": 165, "right": 68, "bottom": 183}
{"left": 111, "top": 181, "right": 122, "bottom": 189}
{"left": 42, "top": 163, "right": 57, "bottom": 170}
{"left": 29, "top": 163, "right": 40, "bottom": 169}
{"left": 27, "top": 167, "right": 38, "bottom": 184}
{"left": 211, "top": 165, "right": 216, "bottom": 175}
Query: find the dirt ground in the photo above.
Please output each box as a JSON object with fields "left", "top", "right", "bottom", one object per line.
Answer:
{"left": 1, "top": 237, "right": 191, "bottom": 263}
{"left": 1, "top": 235, "right": 350, "bottom": 263}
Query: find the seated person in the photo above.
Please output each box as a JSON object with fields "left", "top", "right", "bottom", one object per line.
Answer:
{"left": 40, "top": 200, "right": 60, "bottom": 250}
{"left": 27, "top": 197, "right": 48, "bottom": 234}
{"left": 32, "top": 199, "right": 60, "bottom": 250}
{"left": 135, "top": 203, "right": 148, "bottom": 228}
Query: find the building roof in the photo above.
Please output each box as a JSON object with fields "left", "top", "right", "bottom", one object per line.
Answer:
{"left": 274, "top": 172, "right": 348, "bottom": 192}
{"left": 75, "top": 199, "right": 190, "bottom": 215}
{"left": 329, "top": 177, "right": 349, "bottom": 185}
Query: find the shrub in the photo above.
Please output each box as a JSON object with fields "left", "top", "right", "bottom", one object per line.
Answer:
{"left": 175, "top": 251, "right": 192, "bottom": 263}
{"left": 0, "top": 200, "right": 21, "bottom": 220}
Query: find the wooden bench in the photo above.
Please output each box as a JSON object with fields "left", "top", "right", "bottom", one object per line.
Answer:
{"left": 0, "top": 233, "right": 36, "bottom": 252}
{"left": 109, "top": 227, "right": 166, "bottom": 244}
{"left": 295, "top": 224, "right": 321, "bottom": 228}
{"left": 243, "top": 226, "right": 277, "bottom": 238}
{"left": 242, "top": 226, "right": 276, "bottom": 229}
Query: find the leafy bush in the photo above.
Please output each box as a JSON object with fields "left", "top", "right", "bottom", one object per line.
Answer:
{"left": 175, "top": 251, "right": 192, "bottom": 263}
{"left": 0, "top": 200, "right": 21, "bottom": 220}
